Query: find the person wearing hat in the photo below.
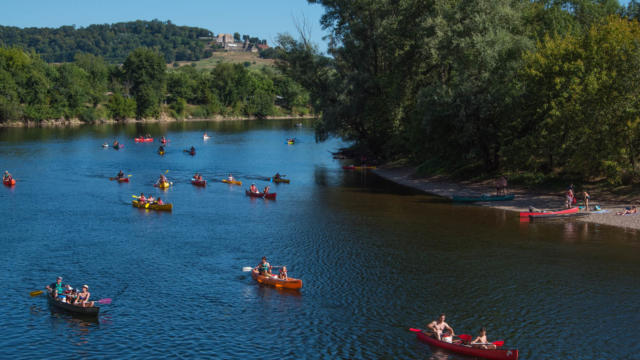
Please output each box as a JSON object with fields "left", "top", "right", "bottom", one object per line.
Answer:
{"left": 74, "top": 285, "right": 94, "bottom": 307}
{"left": 62, "top": 284, "right": 76, "bottom": 303}
{"left": 45, "top": 276, "right": 65, "bottom": 300}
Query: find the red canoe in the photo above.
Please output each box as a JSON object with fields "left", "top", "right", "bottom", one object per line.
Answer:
{"left": 117, "top": 177, "right": 129, "bottom": 183}
{"left": 520, "top": 207, "right": 578, "bottom": 217}
{"left": 3, "top": 178, "right": 16, "bottom": 186}
{"left": 191, "top": 178, "right": 207, "bottom": 187}
{"left": 134, "top": 137, "right": 154, "bottom": 143}
{"left": 414, "top": 330, "right": 518, "bottom": 360}
{"left": 245, "top": 190, "right": 276, "bottom": 200}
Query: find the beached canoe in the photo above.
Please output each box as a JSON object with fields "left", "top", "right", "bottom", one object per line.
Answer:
{"left": 251, "top": 269, "right": 302, "bottom": 290}
{"left": 529, "top": 212, "right": 589, "bottom": 220}
{"left": 452, "top": 194, "right": 515, "bottom": 202}
{"left": 271, "top": 178, "right": 290, "bottom": 184}
{"left": 414, "top": 330, "right": 518, "bottom": 360}
{"left": 154, "top": 182, "right": 171, "bottom": 189}
{"left": 342, "top": 165, "right": 377, "bottom": 170}
{"left": 134, "top": 137, "right": 154, "bottom": 143}
{"left": 191, "top": 178, "right": 207, "bottom": 187}
{"left": 246, "top": 190, "right": 276, "bottom": 200}
{"left": 132, "top": 200, "right": 172, "bottom": 211}
{"left": 222, "top": 179, "right": 242, "bottom": 186}
{"left": 3, "top": 178, "right": 16, "bottom": 186}
{"left": 47, "top": 291, "right": 100, "bottom": 317}
{"left": 520, "top": 207, "right": 578, "bottom": 217}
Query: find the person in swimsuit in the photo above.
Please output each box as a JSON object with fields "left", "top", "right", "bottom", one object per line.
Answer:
{"left": 263, "top": 185, "right": 270, "bottom": 194}
{"left": 583, "top": 191, "right": 590, "bottom": 210}
{"left": 427, "top": 313, "right": 455, "bottom": 340}
{"left": 139, "top": 193, "right": 146, "bottom": 203}
{"left": 155, "top": 197, "right": 164, "bottom": 205}
{"left": 74, "top": 285, "right": 94, "bottom": 307}
{"left": 471, "top": 327, "right": 497, "bottom": 349}
{"left": 250, "top": 184, "right": 259, "bottom": 194}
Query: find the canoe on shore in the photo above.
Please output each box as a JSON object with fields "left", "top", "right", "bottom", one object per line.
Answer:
{"left": 414, "top": 329, "right": 518, "bottom": 360}
{"left": 251, "top": 269, "right": 302, "bottom": 290}
{"left": 529, "top": 212, "right": 589, "bottom": 220}
{"left": 47, "top": 291, "right": 100, "bottom": 317}
{"left": 271, "top": 177, "right": 290, "bottom": 184}
{"left": 520, "top": 207, "right": 578, "bottom": 217}
{"left": 245, "top": 190, "right": 276, "bottom": 200}
{"left": 452, "top": 194, "right": 515, "bottom": 202}
{"left": 132, "top": 200, "right": 172, "bottom": 211}
{"left": 191, "top": 178, "right": 206, "bottom": 187}
{"left": 222, "top": 179, "right": 242, "bottom": 186}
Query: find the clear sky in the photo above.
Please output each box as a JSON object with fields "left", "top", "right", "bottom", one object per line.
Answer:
{"left": 0, "top": 0, "right": 330, "bottom": 53}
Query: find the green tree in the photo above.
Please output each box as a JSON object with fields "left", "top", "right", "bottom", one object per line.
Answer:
{"left": 123, "top": 48, "right": 166, "bottom": 118}
{"left": 74, "top": 53, "right": 108, "bottom": 107}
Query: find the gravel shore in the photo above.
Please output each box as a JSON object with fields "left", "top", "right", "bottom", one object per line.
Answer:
{"left": 374, "top": 167, "right": 640, "bottom": 230}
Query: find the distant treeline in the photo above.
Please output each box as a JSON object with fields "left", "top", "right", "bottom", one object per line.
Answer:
{"left": 278, "top": 0, "right": 640, "bottom": 185}
{"left": 0, "top": 20, "right": 212, "bottom": 63}
{"left": 0, "top": 47, "right": 311, "bottom": 123}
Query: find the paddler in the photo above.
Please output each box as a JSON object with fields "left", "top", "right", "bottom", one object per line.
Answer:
{"left": 158, "top": 145, "right": 165, "bottom": 154}
{"left": 157, "top": 174, "right": 168, "bottom": 186}
{"left": 263, "top": 185, "right": 270, "bottom": 194}
{"left": 427, "top": 313, "right": 455, "bottom": 340}
{"left": 228, "top": 173, "right": 235, "bottom": 181}
{"left": 45, "top": 276, "right": 65, "bottom": 300}
{"left": 155, "top": 197, "right": 164, "bottom": 205}
{"left": 256, "top": 256, "right": 272, "bottom": 276}
{"left": 139, "top": 192, "right": 146, "bottom": 203}
{"left": 160, "top": 136, "right": 166, "bottom": 143}
{"left": 74, "top": 285, "right": 94, "bottom": 307}
{"left": 190, "top": 146, "right": 195, "bottom": 154}
{"left": 274, "top": 172, "right": 281, "bottom": 180}
{"left": 113, "top": 140, "right": 120, "bottom": 147}
{"left": 250, "top": 183, "right": 259, "bottom": 194}
{"left": 117, "top": 170, "right": 124, "bottom": 179}
{"left": 471, "top": 327, "right": 496, "bottom": 349}
{"left": 3, "top": 171, "right": 12, "bottom": 182}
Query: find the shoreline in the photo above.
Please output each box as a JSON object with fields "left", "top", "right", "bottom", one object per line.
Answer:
{"left": 0, "top": 114, "right": 316, "bottom": 128}
{"left": 374, "top": 166, "right": 640, "bottom": 231}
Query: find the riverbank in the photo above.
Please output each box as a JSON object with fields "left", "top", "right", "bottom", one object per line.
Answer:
{"left": 0, "top": 114, "right": 316, "bottom": 128}
{"left": 374, "top": 166, "right": 640, "bottom": 230}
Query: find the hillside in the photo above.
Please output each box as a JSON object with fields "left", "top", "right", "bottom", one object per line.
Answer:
{"left": 0, "top": 19, "right": 212, "bottom": 63}
{"left": 171, "top": 51, "right": 276, "bottom": 71}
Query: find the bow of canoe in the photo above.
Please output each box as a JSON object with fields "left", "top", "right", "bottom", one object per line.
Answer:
{"left": 251, "top": 269, "right": 302, "bottom": 290}
{"left": 3, "top": 178, "right": 16, "bottom": 186}
{"left": 47, "top": 291, "right": 100, "bottom": 317}
{"left": 414, "top": 330, "right": 518, "bottom": 360}
{"left": 222, "top": 179, "right": 242, "bottom": 186}
{"left": 272, "top": 178, "right": 290, "bottom": 184}
{"left": 154, "top": 182, "right": 171, "bottom": 189}
{"left": 520, "top": 207, "right": 579, "bottom": 217}
{"left": 191, "top": 178, "right": 207, "bottom": 187}
{"left": 132, "top": 200, "right": 173, "bottom": 211}
{"left": 245, "top": 190, "right": 276, "bottom": 200}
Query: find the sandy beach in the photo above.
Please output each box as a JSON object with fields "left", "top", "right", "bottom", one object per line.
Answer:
{"left": 374, "top": 167, "right": 640, "bottom": 230}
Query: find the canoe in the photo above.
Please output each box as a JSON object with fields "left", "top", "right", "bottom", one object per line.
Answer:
{"left": 134, "top": 137, "right": 154, "bottom": 143}
{"left": 222, "top": 179, "right": 242, "bottom": 186}
{"left": 158, "top": 150, "right": 165, "bottom": 155}
{"left": 342, "top": 165, "right": 377, "bottom": 170}
{"left": 246, "top": 190, "right": 276, "bottom": 200}
{"left": 271, "top": 178, "right": 290, "bottom": 184}
{"left": 113, "top": 144, "right": 123, "bottom": 150}
{"left": 46, "top": 291, "right": 100, "bottom": 317}
{"left": 191, "top": 178, "right": 207, "bottom": 187}
{"left": 251, "top": 269, "right": 302, "bottom": 290}
{"left": 529, "top": 212, "right": 589, "bottom": 220}
{"left": 184, "top": 150, "right": 195, "bottom": 156}
{"left": 117, "top": 177, "right": 129, "bottom": 183}
{"left": 287, "top": 141, "right": 295, "bottom": 145}
{"left": 520, "top": 207, "right": 578, "bottom": 217}
{"left": 154, "top": 182, "right": 171, "bottom": 189}
{"left": 3, "top": 178, "right": 16, "bottom": 186}
{"left": 452, "top": 194, "right": 515, "bottom": 202}
{"left": 414, "top": 330, "right": 518, "bottom": 360}
{"left": 132, "top": 200, "right": 173, "bottom": 211}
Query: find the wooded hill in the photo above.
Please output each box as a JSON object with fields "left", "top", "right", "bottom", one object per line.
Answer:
{"left": 0, "top": 20, "right": 212, "bottom": 63}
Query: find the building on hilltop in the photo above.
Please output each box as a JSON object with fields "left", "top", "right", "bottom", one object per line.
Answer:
{"left": 216, "top": 33, "right": 234, "bottom": 46}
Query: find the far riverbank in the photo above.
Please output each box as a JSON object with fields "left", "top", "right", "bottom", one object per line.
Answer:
{"left": 0, "top": 114, "right": 316, "bottom": 128}
{"left": 374, "top": 166, "right": 640, "bottom": 231}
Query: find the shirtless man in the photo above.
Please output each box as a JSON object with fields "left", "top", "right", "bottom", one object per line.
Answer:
{"left": 427, "top": 313, "right": 455, "bottom": 340}
{"left": 471, "top": 327, "right": 497, "bottom": 349}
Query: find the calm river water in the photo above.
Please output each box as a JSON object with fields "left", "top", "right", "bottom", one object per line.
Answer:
{"left": 0, "top": 119, "right": 638, "bottom": 359}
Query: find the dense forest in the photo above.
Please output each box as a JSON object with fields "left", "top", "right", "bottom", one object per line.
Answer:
{"left": 276, "top": 0, "right": 640, "bottom": 185}
{"left": 0, "top": 20, "right": 213, "bottom": 63}
{"left": 0, "top": 47, "right": 311, "bottom": 124}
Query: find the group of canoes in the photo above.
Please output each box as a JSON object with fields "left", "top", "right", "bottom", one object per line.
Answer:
{"left": 3, "top": 171, "right": 15, "bottom": 186}
{"left": 411, "top": 313, "right": 518, "bottom": 360}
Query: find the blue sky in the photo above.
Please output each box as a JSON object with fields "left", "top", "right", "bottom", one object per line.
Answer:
{"left": 0, "top": 0, "right": 330, "bottom": 53}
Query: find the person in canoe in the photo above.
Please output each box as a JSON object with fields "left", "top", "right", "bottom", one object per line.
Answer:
{"left": 45, "top": 276, "right": 65, "bottom": 300}
{"left": 3, "top": 171, "right": 12, "bottom": 182}
{"left": 155, "top": 197, "right": 164, "bottom": 205}
{"left": 189, "top": 146, "right": 196, "bottom": 154}
{"left": 228, "top": 173, "right": 235, "bottom": 182}
{"left": 160, "top": 136, "right": 166, "bottom": 143}
{"left": 565, "top": 188, "right": 574, "bottom": 209}
{"left": 250, "top": 183, "right": 259, "bottom": 194}
{"left": 263, "top": 185, "right": 270, "bottom": 194}
{"left": 157, "top": 174, "right": 168, "bottom": 186}
{"left": 63, "top": 284, "right": 76, "bottom": 304}
{"left": 73, "top": 285, "right": 94, "bottom": 307}
{"left": 256, "top": 256, "right": 272, "bottom": 276}
{"left": 274, "top": 172, "right": 282, "bottom": 180}
{"left": 117, "top": 170, "right": 125, "bottom": 179}
{"left": 138, "top": 192, "right": 146, "bottom": 203}
{"left": 427, "top": 313, "right": 455, "bottom": 340}
{"left": 278, "top": 266, "right": 288, "bottom": 280}
{"left": 113, "top": 140, "right": 120, "bottom": 148}
{"left": 203, "top": 132, "right": 210, "bottom": 139}
{"left": 158, "top": 145, "right": 165, "bottom": 154}
{"left": 147, "top": 195, "right": 155, "bottom": 204}
{"left": 471, "top": 327, "right": 497, "bottom": 349}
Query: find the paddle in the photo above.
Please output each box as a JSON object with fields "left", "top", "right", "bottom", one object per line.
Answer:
{"left": 97, "top": 298, "right": 112, "bottom": 305}
{"left": 242, "top": 266, "right": 283, "bottom": 272}
{"left": 30, "top": 290, "right": 43, "bottom": 297}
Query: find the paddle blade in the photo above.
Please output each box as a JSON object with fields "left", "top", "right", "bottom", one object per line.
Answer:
{"left": 242, "top": 267, "right": 253, "bottom": 272}
{"left": 458, "top": 334, "right": 472, "bottom": 342}
{"left": 493, "top": 340, "right": 504, "bottom": 347}
{"left": 98, "top": 298, "right": 112, "bottom": 305}
{"left": 132, "top": 195, "right": 139, "bottom": 198}
{"left": 409, "top": 328, "right": 422, "bottom": 332}
{"left": 30, "top": 290, "right": 43, "bottom": 297}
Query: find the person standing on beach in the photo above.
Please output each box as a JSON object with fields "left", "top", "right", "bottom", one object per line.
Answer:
{"left": 566, "top": 187, "right": 574, "bottom": 208}
{"left": 496, "top": 176, "right": 507, "bottom": 196}
{"left": 583, "top": 191, "right": 590, "bottom": 210}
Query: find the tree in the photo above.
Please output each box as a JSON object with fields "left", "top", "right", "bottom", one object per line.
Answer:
{"left": 123, "top": 48, "right": 166, "bottom": 118}
{"left": 233, "top": 32, "right": 241, "bottom": 42}
{"left": 74, "top": 53, "right": 108, "bottom": 107}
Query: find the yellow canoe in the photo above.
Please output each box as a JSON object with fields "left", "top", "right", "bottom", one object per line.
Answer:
{"left": 222, "top": 179, "right": 242, "bottom": 186}
{"left": 154, "top": 181, "right": 171, "bottom": 189}
{"left": 132, "top": 200, "right": 173, "bottom": 211}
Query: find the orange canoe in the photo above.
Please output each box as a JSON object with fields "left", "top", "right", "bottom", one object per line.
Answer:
{"left": 251, "top": 269, "right": 302, "bottom": 290}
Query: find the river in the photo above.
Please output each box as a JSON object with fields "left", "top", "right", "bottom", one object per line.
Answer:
{"left": 0, "top": 119, "right": 638, "bottom": 359}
